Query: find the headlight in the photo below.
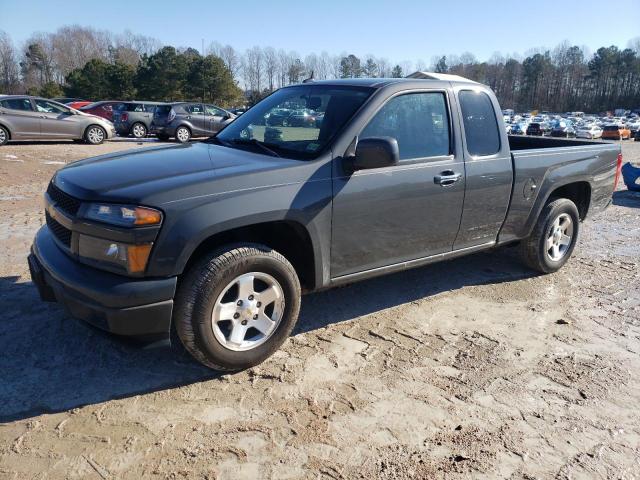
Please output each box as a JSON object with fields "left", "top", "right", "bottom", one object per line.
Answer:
{"left": 78, "top": 235, "right": 153, "bottom": 275}
{"left": 85, "top": 203, "right": 162, "bottom": 227}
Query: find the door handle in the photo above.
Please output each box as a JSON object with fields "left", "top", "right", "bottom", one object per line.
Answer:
{"left": 434, "top": 170, "right": 462, "bottom": 186}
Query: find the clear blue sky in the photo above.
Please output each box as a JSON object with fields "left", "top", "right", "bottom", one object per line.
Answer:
{"left": 1, "top": 0, "right": 638, "bottom": 63}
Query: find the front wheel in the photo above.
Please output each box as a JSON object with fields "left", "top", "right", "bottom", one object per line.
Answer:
{"left": 0, "top": 125, "right": 9, "bottom": 146}
{"left": 174, "top": 243, "right": 301, "bottom": 371}
{"left": 85, "top": 125, "right": 106, "bottom": 145}
{"left": 519, "top": 198, "right": 580, "bottom": 273}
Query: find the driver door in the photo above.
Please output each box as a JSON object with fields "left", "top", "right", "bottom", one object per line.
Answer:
{"left": 331, "top": 91, "right": 465, "bottom": 278}
{"left": 34, "top": 99, "right": 79, "bottom": 138}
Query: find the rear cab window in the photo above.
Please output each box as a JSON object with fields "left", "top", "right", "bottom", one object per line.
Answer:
{"left": 458, "top": 90, "right": 501, "bottom": 156}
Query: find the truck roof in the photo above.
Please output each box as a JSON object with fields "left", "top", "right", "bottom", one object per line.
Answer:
{"left": 295, "top": 74, "right": 481, "bottom": 89}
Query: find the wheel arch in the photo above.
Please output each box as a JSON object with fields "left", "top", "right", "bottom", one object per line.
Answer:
{"left": 521, "top": 179, "right": 592, "bottom": 240}
{"left": 179, "top": 220, "right": 318, "bottom": 292}
{"left": 0, "top": 122, "right": 12, "bottom": 140}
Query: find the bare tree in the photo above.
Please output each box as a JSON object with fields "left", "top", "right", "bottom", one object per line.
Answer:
{"left": 376, "top": 57, "right": 391, "bottom": 78}
{"left": 304, "top": 52, "right": 318, "bottom": 80}
{"left": 316, "top": 51, "right": 331, "bottom": 79}
{"left": 263, "top": 47, "right": 278, "bottom": 91}
{"left": 219, "top": 45, "right": 240, "bottom": 82}
{"left": 0, "top": 30, "right": 20, "bottom": 93}
{"left": 243, "top": 46, "right": 264, "bottom": 92}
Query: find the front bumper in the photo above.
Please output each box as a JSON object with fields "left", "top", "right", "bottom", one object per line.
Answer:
{"left": 29, "top": 226, "right": 177, "bottom": 344}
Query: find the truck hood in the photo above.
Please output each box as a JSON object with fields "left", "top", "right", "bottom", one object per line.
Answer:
{"left": 52, "top": 142, "right": 309, "bottom": 205}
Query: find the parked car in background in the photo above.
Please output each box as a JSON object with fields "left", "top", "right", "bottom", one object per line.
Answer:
{"left": 526, "top": 122, "right": 544, "bottom": 136}
{"left": 0, "top": 95, "right": 115, "bottom": 145}
{"left": 510, "top": 123, "right": 526, "bottom": 135}
{"left": 285, "top": 108, "right": 316, "bottom": 127}
{"left": 53, "top": 97, "right": 86, "bottom": 105}
{"left": 626, "top": 121, "right": 640, "bottom": 138}
{"left": 112, "top": 101, "right": 166, "bottom": 138}
{"left": 67, "top": 100, "right": 92, "bottom": 110}
{"left": 152, "top": 103, "right": 236, "bottom": 142}
{"left": 601, "top": 124, "right": 631, "bottom": 140}
{"left": 79, "top": 101, "right": 124, "bottom": 122}
{"left": 576, "top": 125, "right": 603, "bottom": 139}
{"left": 550, "top": 121, "right": 576, "bottom": 138}
{"left": 634, "top": 129, "right": 640, "bottom": 141}
{"left": 264, "top": 108, "right": 293, "bottom": 126}
{"left": 229, "top": 107, "right": 247, "bottom": 116}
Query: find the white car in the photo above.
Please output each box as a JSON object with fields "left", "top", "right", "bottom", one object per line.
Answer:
{"left": 576, "top": 125, "right": 603, "bottom": 139}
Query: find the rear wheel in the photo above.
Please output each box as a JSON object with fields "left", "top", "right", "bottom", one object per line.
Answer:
{"left": 85, "top": 125, "right": 106, "bottom": 145}
{"left": 175, "top": 126, "right": 191, "bottom": 143}
{"left": 174, "top": 243, "right": 301, "bottom": 371}
{"left": 519, "top": 198, "right": 580, "bottom": 273}
{"left": 131, "top": 122, "right": 147, "bottom": 138}
{"left": 0, "top": 126, "right": 9, "bottom": 146}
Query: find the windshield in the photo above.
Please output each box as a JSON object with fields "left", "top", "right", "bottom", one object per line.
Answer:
{"left": 216, "top": 85, "right": 374, "bottom": 160}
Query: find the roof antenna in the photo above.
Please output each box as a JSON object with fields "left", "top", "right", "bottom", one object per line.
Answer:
{"left": 303, "top": 70, "right": 315, "bottom": 83}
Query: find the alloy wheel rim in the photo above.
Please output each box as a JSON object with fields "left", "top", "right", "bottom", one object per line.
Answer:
{"left": 88, "top": 127, "right": 104, "bottom": 143}
{"left": 133, "top": 124, "right": 146, "bottom": 137}
{"left": 177, "top": 128, "right": 189, "bottom": 142}
{"left": 546, "top": 213, "right": 573, "bottom": 261}
{"left": 0, "top": 129, "right": 6, "bottom": 143}
{"left": 211, "top": 272, "right": 285, "bottom": 351}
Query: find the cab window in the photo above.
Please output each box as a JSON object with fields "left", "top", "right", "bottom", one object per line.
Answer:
{"left": 360, "top": 92, "right": 451, "bottom": 160}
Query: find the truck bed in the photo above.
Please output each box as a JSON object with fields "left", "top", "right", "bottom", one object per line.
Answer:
{"left": 508, "top": 135, "right": 607, "bottom": 150}
{"left": 499, "top": 135, "right": 620, "bottom": 245}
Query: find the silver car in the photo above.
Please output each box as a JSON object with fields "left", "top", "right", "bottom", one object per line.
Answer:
{"left": 0, "top": 95, "right": 116, "bottom": 146}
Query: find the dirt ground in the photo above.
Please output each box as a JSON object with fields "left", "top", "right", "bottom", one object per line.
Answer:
{"left": 0, "top": 138, "right": 639, "bottom": 479}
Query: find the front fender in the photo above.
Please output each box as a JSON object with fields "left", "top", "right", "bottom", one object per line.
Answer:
{"left": 147, "top": 175, "right": 333, "bottom": 287}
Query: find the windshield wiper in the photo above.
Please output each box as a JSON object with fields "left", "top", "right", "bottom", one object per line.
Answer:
{"left": 229, "top": 138, "right": 281, "bottom": 157}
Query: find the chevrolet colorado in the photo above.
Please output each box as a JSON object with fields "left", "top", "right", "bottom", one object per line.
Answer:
{"left": 28, "top": 77, "right": 622, "bottom": 370}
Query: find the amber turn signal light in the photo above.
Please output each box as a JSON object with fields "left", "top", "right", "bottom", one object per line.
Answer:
{"left": 127, "top": 244, "right": 153, "bottom": 273}
{"left": 134, "top": 207, "right": 162, "bottom": 226}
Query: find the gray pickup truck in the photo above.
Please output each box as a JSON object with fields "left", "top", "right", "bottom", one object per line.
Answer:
{"left": 28, "top": 77, "right": 622, "bottom": 371}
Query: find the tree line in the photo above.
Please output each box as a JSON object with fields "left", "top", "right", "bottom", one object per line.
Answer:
{"left": 1, "top": 26, "right": 639, "bottom": 112}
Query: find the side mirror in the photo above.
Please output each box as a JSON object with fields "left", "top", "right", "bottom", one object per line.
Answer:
{"left": 352, "top": 137, "right": 400, "bottom": 170}
{"left": 222, "top": 114, "right": 231, "bottom": 121}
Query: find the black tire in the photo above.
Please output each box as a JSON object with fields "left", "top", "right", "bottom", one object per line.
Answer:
{"left": 175, "top": 126, "right": 191, "bottom": 143}
{"left": 84, "top": 125, "right": 106, "bottom": 145}
{"left": 519, "top": 198, "right": 580, "bottom": 274}
{"left": 131, "top": 122, "right": 147, "bottom": 138}
{"left": 0, "top": 125, "right": 9, "bottom": 146}
{"left": 174, "top": 243, "right": 301, "bottom": 371}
